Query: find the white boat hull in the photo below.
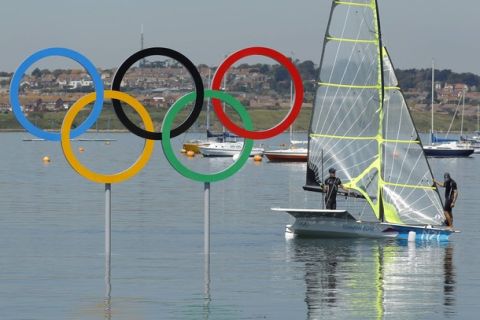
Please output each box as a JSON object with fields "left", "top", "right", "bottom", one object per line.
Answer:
{"left": 199, "top": 142, "right": 264, "bottom": 157}
{"left": 273, "top": 208, "right": 456, "bottom": 241}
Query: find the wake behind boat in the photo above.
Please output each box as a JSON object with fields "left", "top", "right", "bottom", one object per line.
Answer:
{"left": 273, "top": 0, "right": 458, "bottom": 241}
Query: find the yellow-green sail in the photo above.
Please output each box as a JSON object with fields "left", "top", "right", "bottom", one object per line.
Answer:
{"left": 305, "top": 0, "right": 445, "bottom": 226}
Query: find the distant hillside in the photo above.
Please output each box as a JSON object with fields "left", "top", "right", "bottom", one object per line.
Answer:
{"left": 229, "top": 61, "right": 480, "bottom": 99}
{"left": 395, "top": 68, "right": 480, "bottom": 92}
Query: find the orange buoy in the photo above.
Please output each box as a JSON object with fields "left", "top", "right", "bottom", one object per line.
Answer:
{"left": 253, "top": 154, "right": 263, "bottom": 162}
{"left": 186, "top": 150, "right": 195, "bottom": 157}
{"left": 78, "top": 147, "right": 85, "bottom": 152}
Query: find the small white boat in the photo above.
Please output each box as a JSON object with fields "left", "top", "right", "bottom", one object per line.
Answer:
{"left": 199, "top": 141, "right": 264, "bottom": 157}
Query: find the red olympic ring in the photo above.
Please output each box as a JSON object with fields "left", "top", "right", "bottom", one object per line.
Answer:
{"left": 211, "top": 46, "right": 304, "bottom": 140}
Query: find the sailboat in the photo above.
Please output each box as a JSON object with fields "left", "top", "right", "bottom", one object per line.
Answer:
{"left": 265, "top": 77, "right": 308, "bottom": 162}
{"left": 198, "top": 68, "right": 264, "bottom": 157}
{"left": 422, "top": 61, "right": 474, "bottom": 157}
{"left": 460, "top": 105, "right": 480, "bottom": 153}
{"left": 183, "top": 70, "right": 213, "bottom": 153}
{"left": 182, "top": 68, "right": 244, "bottom": 154}
{"left": 272, "top": 0, "right": 457, "bottom": 240}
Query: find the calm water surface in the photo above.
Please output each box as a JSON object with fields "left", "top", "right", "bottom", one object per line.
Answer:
{"left": 0, "top": 132, "right": 478, "bottom": 319}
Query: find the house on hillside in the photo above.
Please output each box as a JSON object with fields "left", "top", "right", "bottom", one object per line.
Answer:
{"left": 440, "top": 83, "right": 469, "bottom": 102}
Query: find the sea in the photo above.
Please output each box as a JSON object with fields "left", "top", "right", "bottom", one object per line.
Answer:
{"left": 0, "top": 132, "right": 478, "bottom": 320}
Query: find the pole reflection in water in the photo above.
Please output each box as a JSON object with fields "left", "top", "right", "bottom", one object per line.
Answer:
{"left": 287, "top": 238, "right": 456, "bottom": 319}
{"left": 104, "top": 263, "right": 112, "bottom": 320}
{"left": 204, "top": 252, "right": 211, "bottom": 320}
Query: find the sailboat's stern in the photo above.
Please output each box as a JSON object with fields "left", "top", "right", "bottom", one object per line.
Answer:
{"left": 382, "top": 223, "right": 458, "bottom": 241}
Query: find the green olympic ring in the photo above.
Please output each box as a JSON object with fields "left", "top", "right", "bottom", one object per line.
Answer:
{"left": 162, "top": 90, "right": 254, "bottom": 182}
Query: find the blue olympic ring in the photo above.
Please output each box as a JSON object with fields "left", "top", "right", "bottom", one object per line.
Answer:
{"left": 9, "top": 47, "right": 104, "bottom": 141}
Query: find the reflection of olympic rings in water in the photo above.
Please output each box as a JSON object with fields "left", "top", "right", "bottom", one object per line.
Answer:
{"left": 10, "top": 46, "right": 304, "bottom": 183}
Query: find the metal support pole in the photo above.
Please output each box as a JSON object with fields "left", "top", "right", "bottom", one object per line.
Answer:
{"left": 204, "top": 182, "right": 210, "bottom": 267}
{"left": 203, "top": 182, "right": 211, "bottom": 318}
{"left": 431, "top": 59, "right": 435, "bottom": 145}
{"left": 105, "top": 183, "right": 111, "bottom": 300}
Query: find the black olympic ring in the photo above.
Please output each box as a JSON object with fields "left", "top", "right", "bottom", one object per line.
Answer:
{"left": 111, "top": 47, "right": 204, "bottom": 140}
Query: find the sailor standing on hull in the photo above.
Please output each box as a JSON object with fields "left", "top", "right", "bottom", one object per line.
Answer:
{"left": 324, "top": 168, "right": 348, "bottom": 210}
{"left": 434, "top": 172, "right": 458, "bottom": 228}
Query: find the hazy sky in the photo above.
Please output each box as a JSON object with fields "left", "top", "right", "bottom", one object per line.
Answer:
{"left": 0, "top": 0, "right": 477, "bottom": 73}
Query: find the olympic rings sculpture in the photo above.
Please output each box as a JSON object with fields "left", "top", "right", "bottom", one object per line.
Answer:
{"left": 10, "top": 46, "right": 304, "bottom": 183}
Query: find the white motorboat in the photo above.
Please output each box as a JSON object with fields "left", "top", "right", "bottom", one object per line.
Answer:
{"left": 199, "top": 141, "right": 264, "bottom": 157}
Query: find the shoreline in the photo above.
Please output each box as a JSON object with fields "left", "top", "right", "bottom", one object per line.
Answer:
{"left": 0, "top": 129, "right": 472, "bottom": 134}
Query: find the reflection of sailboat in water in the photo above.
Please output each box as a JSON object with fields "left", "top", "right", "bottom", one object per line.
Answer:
{"left": 273, "top": 0, "right": 458, "bottom": 240}
{"left": 287, "top": 239, "right": 456, "bottom": 319}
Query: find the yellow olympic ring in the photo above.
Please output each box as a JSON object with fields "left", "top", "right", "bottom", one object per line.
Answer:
{"left": 61, "top": 90, "right": 155, "bottom": 184}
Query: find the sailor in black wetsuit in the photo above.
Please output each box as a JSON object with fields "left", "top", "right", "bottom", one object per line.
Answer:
{"left": 324, "top": 167, "right": 347, "bottom": 210}
{"left": 434, "top": 172, "right": 458, "bottom": 228}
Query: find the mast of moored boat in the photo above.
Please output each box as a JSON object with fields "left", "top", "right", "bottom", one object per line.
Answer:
{"left": 477, "top": 105, "right": 479, "bottom": 133}
{"left": 222, "top": 64, "right": 227, "bottom": 141}
{"left": 289, "top": 52, "right": 295, "bottom": 144}
{"left": 461, "top": 88, "right": 465, "bottom": 137}
{"left": 431, "top": 59, "right": 435, "bottom": 144}
{"left": 206, "top": 69, "right": 211, "bottom": 134}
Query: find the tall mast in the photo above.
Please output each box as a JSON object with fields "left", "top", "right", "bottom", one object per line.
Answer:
{"left": 477, "top": 105, "right": 479, "bottom": 133}
{"left": 222, "top": 57, "right": 227, "bottom": 137}
{"left": 206, "top": 69, "right": 211, "bottom": 132}
{"left": 140, "top": 25, "right": 145, "bottom": 67}
{"left": 431, "top": 59, "right": 434, "bottom": 144}
{"left": 461, "top": 88, "right": 465, "bottom": 137}
{"left": 289, "top": 73, "right": 293, "bottom": 143}
{"left": 289, "top": 52, "right": 294, "bottom": 144}
{"left": 374, "top": 0, "right": 385, "bottom": 222}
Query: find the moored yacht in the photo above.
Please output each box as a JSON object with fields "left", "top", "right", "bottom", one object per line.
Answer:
{"left": 199, "top": 141, "right": 264, "bottom": 157}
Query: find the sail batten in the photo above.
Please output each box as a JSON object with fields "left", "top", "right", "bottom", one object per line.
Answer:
{"left": 306, "top": 0, "right": 446, "bottom": 226}
{"left": 326, "top": 37, "right": 378, "bottom": 44}
{"left": 318, "top": 82, "right": 400, "bottom": 90}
